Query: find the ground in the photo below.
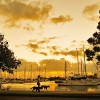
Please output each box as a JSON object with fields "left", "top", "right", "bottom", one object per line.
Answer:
{"left": 0, "top": 90, "right": 100, "bottom": 100}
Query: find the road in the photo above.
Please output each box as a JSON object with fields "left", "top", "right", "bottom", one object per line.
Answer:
{"left": 0, "top": 96, "right": 100, "bottom": 100}
{"left": 0, "top": 90, "right": 100, "bottom": 100}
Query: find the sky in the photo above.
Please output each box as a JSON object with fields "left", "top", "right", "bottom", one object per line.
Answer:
{"left": 0, "top": 0, "right": 100, "bottom": 77}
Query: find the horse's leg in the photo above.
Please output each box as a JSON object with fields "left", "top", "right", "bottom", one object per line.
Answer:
{"left": 36, "top": 89, "right": 38, "bottom": 92}
{"left": 38, "top": 88, "right": 40, "bottom": 92}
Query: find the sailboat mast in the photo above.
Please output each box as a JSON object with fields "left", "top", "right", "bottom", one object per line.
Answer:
{"left": 65, "top": 60, "right": 67, "bottom": 79}
{"left": 24, "top": 64, "right": 26, "bottom": 80}
{"left": 30, "top": 65, "right": 33, "bottom": 79}
{"left": 45, "top": 66, "right": 46, "bottom": 79}
{"left": 83, "top": 45, "right": 87, "bottom": 77}
{"left": 80, "top": 59, "right": 83, "bottom": 75}
{"left": 76, "top": 48, "right": 79, "bottom": 74}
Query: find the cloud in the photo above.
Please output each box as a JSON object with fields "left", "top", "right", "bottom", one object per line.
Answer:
{"left": 82, "top": 3, "right": 100, "bottom": 21}
{"left": 51, "top": 15, "right": 73, "bottom": 24}
{"left": 0, "top": 0, "right": 52, "bottom": 27}
{"left": 16, "top": 59, "right": 96, "bottom": 78}
{"left": 49, "top": 47, "right": 83, "bottom": 57}
{"left": 66, "top": 49, "right": 82, "bottom": 57}
{"left": 39, "top": 59, "right": 71, "bottom": 71}
{"left": 19, "top": 58, "right": 96, "bottom": 73}
{"left": 38, "top": 36, "right": 58, "bottom": 44}
{"left": 27, "top": 43, "right": 39, "bottom": 52}
{"left": 16, "top": 37, "right": 58, "bottom": 56}
{"left": 27, "top": 43, "right": 48, "bottom": 55}
{"left": 52, "top": 51, "right": 60, "bottom": 55}
{"left": 19, "top": 59, "right": 38, "bottom": 71}
{"left": 23, "top": 26, "right": 34, "bottom": 31}
{"left": 28, "top": 39, "right": 37, "bottom": 43}
{"left": 47, "top": 46, "right": 60, "bottom": 50}
{"left": 15, "top": 44, "right": 26, "bottom": 47}
{"left": 71, "top": 40, "right": 76, "bottom": 43}
{"left": 38, "top": 52, "right": 48, "bottom": 56}
{"left": 29, "top": 36, "right": 58, "bottom": 44}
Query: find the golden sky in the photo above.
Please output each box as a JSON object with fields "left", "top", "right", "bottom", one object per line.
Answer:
{"left": 0, "top": 0, "right": 100, "bottom": 77}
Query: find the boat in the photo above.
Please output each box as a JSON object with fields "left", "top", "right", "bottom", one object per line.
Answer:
{"left": 55, "top": 80, "right": 64, "bottom": 83}
{"left": 55, "top": 60, "right": 67, "bottom": 83}
{"left": 70, "top": 74, "right": 87, "bottom": 80}
{"left": 57, "top": 79, "right": 98, "bottom": 86}
{"left": 57, "top": 47, "right": 99, "bottom": 86}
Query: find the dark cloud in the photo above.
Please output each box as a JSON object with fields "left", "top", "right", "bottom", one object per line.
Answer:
{"left": 82, "top": 3, "right": 100, "bottom": 21}
{"left": 16, "top": 59, "right": 96, "bottom": 78}
{"left": 47, "top": 46, "right": 60, "bottom": 50}
{"left": 49, "top": 47, "right": 83, "bottom": 57}
{"left": 37, "top": 39, "right": 49, "bottom": 44}
{"left": 39, "top": 59, "right": 71, "bottom": 71}
{"left": 0, "top": 0, "right": 52, "bottom": 28}
{"left": 17, "top": 59, "right": 38, "bottom": 71}
{"left": 66, "top": 49, "right": 82, "bottom": 57}
{"left": 52, "top": 51, "right": 60, "bottom": 55}
{"left": 51, "top": 15, "right": 73, "bottom": 24}
{"left": 19, "top": 58, "right": 96, "bottom": 73}
{"left": 17, "top": 37, "right": 58, "bottom": 56}
{"left": 27, "top": 43, "right": 39, "bottom": 52}
{"left": 27, "top": 43, "right": 48, "bottom": 56}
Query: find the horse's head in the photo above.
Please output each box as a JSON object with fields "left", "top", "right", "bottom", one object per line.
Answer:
{"left": 48, "top": 86, "right": 50, "bottom": 88}
{"left": 40, "top": 86, "right": 43, "bottom": 89}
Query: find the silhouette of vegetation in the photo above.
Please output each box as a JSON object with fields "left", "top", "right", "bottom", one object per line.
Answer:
{"left": 0, "top": 33, "right": 21, "bottom": 73}
{"left": 85, "top": 11, "right": 100, "bottom": 65}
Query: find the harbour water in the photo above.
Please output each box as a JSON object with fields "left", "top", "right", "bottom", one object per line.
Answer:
{"left": 1, "top": 81, "right": 100, "bottom": 92}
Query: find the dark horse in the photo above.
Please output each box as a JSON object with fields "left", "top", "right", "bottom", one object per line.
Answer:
{"left": 30, "top": 86, "right": 43, "bottom": 92}
{"left": 41, "top": 85, "right": 50, "bottom": 90}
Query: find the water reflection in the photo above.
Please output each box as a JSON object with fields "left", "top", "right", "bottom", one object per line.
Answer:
{"left": 1, "top": 81, "right": 100, "bottom": 92}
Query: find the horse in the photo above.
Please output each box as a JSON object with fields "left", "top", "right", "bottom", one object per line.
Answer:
{"left": 30, "top": 86, "right": 43, "bottom": 92}
{"left": 41, "top": 85, "right": 50, "bottom": 90}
